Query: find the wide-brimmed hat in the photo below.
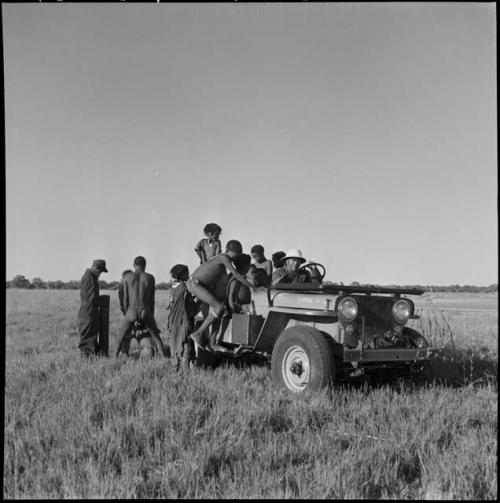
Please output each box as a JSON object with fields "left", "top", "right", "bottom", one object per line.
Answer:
{"left": 282, "top": 248, "right": 306, "bottom": 264}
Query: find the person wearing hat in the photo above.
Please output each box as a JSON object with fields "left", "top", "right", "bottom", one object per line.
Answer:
{"left": 271, "top": 249, "right": 312, "bottom": 286}
{"left": 77, "top": 259, "right": 108, "bottom": 358}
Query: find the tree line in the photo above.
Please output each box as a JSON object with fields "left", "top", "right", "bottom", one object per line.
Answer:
{"left": 5, "top": 275, "right": 498, "bottom": 293}
{"left": 6, "top": 275, "right": 172, "bottom": 291}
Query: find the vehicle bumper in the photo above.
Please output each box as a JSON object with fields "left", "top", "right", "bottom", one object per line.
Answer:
{"left": 343, "top": 347, "right": 438, "bottom": 363}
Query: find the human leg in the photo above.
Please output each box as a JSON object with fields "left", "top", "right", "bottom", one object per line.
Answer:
{"left": 140, "top": 309, "right": 165, "bottom": 357}
{"left": 115, "top": 310, "right": 136, "bottom": 357}
{"left": 139, "top": 336, "right": 155, "bottom": 360}
{"left": 128, "top": 337, "right": 140, "bottom": 358}
{"left": 186, "top": 279, "right": 225, "bottom": 349}
{"left": 78, "top": 317, "right": 99, "bottom": 356}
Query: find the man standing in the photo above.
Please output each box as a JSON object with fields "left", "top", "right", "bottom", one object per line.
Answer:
{"left": 115, "top": 256, "right": 165, "bottom": 358}
{"left": 78, "top": 259, "right": 108, "bottom": 358}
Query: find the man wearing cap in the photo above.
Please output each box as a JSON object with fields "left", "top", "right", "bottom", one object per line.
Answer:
{"left": 77, "top": 259, "right": 108, "bottom": 357}
{"left": 271, "top": 249, "right": 312, "bottom": 286}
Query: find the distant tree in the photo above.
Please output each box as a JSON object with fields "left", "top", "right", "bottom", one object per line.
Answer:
{"left": 6, "top": 281, "right": 11, "bottom": 288}
{"left": 66, "top": 280, "right": 80, "bottom": 290}
{"left": 11, "top": 275, "right": 31, "bottom": 289}
{"left": 107, "top": 281, "right": 120, "bottom": 290}
{"left": 350, "top": 281, "right": 360, "bottom": 286}
{"left": 31, "top": 277, "right": 47, "bottom": 289}
{"left": 47, "top": 280, "right": 64, "bottom": 290}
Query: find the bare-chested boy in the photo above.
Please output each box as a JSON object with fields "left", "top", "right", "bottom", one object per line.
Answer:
{"left": 194, "top": 223, "right": 222, "bottom": 264}
{"left": 187, "top": 240, "right": 256, "bottom": 350}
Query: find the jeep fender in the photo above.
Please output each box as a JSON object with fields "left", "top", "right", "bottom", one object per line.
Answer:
{"left": 253, "top": 308, "right": 338, "bottom": 352}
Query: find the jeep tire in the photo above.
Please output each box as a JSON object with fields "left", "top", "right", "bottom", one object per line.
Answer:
{"left": 271, "top": 325, "right": 335, "bottom": 392}
{"left": 404, "top": 327, "right": 429, "bottom": 348}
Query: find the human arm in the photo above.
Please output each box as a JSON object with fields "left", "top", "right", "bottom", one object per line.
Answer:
{"left": 195, "top": 240, "right": 207, "bottom": 263}
{"left": 151, "top": 332, "right": 166, "bottom": 357}
{"left": 215, "top": 240, "right": 222, "bottom": 256}
{"left": 264, "top": 260, "right": 273, "bottom": 278}
{"left": 115, "top": 330, "right": 127, "bottom": 357}
{"left": 123, "top": 281, "right": 129, "bottom": 313}
{"left": 118, "top": 283, "right": 126, "bottom": 315}
{"left": 222, "top": 256, "right": 257, "bottom": 292}
{"left": 227, "top": 280, "right": 238, "bottom": 311}
{"left": 271, "top": 268, "right": 289, "bottom": 286}
{"left": 81, "top": 272, "right": 98, "bottom": 307}
{"left": 150, "top": 275, "right": 155, "bottom": 316}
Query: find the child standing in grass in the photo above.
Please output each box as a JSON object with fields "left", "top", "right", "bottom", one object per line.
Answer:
{"left": 166, "top": 264, "right": 200, "bottom": 371}
{"left": 194, "top": 223, "right": 222, "bottom": 264}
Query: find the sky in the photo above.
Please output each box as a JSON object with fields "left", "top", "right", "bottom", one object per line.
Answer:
{"left": 3, "top": 3, "right": 497, "bottom": 285}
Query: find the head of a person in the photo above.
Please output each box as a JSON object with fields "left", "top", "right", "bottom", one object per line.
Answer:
{"left": 225, "top": 240, "right": 243, "bottom": 259}
{"left": 283, "top": 249, "right": 306, "bottom": 272}
{"left": 271, "top": 251, "right": 286, "bottom": 268}
{"left": 91, "top": 259, "right": 108, "bottom": 277}
{"left": 233, "top": 253, "right": 251, "bottom": 275}
{"left": 170, "top": 264, "right": 189, "bottom": 281}
{"left": 254, "top": 268, "right": 270, "bottom": 288}
{"left": 204, "top": 222, "right": 222, "bottom": 241}
{"left": 133, "top": 256, "right": 147, "bottom": 271}
{"left": 246, "top": 264, "right": 257, "bottom": 283}
{"left": 121, "top": 269, "right": 133, "bottom": 281}
{"left": 250, "top": 244, "right": 265, "bottom": 262}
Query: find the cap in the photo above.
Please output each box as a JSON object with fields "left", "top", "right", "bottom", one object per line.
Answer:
{"left": 92, "top": 259, "right": 108, "bottom": 273}
{"left": 283, "top": 248, "right": 306, "bottom": 264}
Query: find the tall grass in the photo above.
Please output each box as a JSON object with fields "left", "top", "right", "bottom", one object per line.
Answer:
{"left": 4, "top": 290, "right": 498, "bottom": 499}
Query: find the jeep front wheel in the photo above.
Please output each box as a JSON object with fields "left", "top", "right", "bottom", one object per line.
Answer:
{"left": 271, "top": 325, "right": 335, "bottom": 392}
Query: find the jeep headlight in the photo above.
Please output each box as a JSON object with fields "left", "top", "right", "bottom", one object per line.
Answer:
{"left": 392, "top": 299, "right": 411, "bottom": 324}
{"left": 338, "top": 297, "right": 358, "bottom": 322}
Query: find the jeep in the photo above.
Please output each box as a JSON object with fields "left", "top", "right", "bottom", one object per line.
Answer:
{"left": 200, "top": 262, "right": 436, "bottom": 392}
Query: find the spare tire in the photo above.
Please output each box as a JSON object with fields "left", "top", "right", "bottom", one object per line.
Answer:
{"left": 271, "top": 325, "right": 335, "bottom": 392}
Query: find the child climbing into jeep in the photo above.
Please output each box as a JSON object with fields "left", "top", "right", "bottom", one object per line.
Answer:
{"left": 187, "top": 240, "right": 256, "bottom": 351}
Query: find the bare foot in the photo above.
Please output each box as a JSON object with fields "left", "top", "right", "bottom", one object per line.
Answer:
{"left": 190, "top": 332, "right": 206, "bottom": 351}
{"left": 210, "top": 343, "right": 230, "bottom": 353}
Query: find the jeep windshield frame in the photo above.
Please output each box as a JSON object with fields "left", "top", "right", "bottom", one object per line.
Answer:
{"left": 269, "top": 283, "right": 425, "bottom": 296}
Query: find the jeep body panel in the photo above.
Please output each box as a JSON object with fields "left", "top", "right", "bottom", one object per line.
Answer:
{"left": 218, "top": 282, "right": 435, "bottom": 368}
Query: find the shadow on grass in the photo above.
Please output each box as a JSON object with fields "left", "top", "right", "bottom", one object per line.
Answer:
{"left": 193, "top": 348, "right": 270, "bottom": 370}
{"left": 339, "top": 349, "right": 497, "bottom": 392}
{"left": 196, "top": 346, "right": 497, "bottom": 393}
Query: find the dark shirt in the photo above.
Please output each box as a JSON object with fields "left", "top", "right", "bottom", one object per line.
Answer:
{"left": 167, "top": 281, "right": 199, "bottom": 357}
{"left": 78, "top": 269, "right": 99, "bottom": 321}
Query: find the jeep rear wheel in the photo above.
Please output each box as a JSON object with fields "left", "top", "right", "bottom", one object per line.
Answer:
{"left": 271, "top": 325, "right": 335, "bottom": 392}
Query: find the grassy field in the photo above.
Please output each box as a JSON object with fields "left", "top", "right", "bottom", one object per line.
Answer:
{"left": 4, "top": 289, "right": 498, "bottom": 499}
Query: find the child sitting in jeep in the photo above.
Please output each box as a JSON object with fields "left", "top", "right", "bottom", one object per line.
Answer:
{"left": 227, "top": 253, "right": 252, "bottom": 313}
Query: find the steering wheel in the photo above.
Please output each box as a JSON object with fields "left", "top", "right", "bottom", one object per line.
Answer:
{"left": 299, "top": 262, "right": 326, "bottom": 281}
